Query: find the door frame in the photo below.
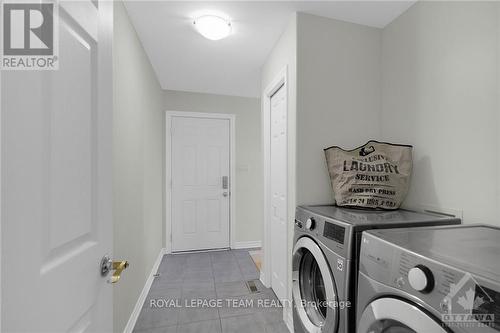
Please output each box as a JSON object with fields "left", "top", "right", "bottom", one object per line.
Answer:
{"left": 261, "top": 67, "right": 288, "bottom": 292}
{"left": 165, "top": 111, "right": 236, "bottom": 253}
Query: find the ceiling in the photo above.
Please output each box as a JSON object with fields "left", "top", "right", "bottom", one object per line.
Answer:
{"left": 124, "top": 1, "right": 415, "bottom": 98}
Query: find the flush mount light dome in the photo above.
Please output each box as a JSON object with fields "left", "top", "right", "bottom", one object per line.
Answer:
{"left": 193, "top": 15, "right": 231, "bottom": 41}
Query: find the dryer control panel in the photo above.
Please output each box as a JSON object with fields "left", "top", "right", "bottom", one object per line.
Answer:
{"left": 323, "top": 222, "right": 346, "bottom": 244}
{"left": 295, "top": 206, "right": 354, "bottom": 260}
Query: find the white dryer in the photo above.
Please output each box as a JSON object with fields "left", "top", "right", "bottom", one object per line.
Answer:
{"left": 357, "top": 225, "right": 500, "bottom": 333}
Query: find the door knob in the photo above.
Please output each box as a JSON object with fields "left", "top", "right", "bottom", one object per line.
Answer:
{"left": 109, "top": 260, "right": 129, "bottom": 283}
{"left": 223, "top": 192, "right": 229, "bottom": 197}
{"left": 100, "top": 255, "right": 129, "bottom": 283}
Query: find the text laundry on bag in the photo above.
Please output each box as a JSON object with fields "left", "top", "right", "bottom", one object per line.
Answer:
{"left": 324, "top": 140, "right": 413, "bottom": 210}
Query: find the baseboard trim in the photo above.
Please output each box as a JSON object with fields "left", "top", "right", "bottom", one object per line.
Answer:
{"left": 232, "top": 240, "right": 262, "bottom": 249}
{"left": 123, "top": 248, "right": 167, "bottom": 333}
{"left": 259, "top": 271, "right": 267, "bottom": 287}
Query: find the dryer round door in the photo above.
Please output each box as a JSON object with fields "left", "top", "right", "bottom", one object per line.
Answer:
{"left": 357, "top": 298, "right": 449, "bottom": 333}
{"left": 292, "top": 237, "right": 339, "bottom": 333}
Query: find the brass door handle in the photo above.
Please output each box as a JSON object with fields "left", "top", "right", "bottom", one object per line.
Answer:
{"left": 109, "top": 260, "right": 129, "bottom": 284}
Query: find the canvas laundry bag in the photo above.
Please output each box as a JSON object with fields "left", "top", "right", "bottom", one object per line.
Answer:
{"left": 324, "top": 140, "right": 413, "bottom": 210}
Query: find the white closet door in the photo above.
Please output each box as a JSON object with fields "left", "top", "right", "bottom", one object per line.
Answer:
{"left": 270, "top": 85, "right": 287, "bottom": 302}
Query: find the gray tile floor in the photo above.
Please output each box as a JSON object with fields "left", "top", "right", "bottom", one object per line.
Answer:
{"left": 133, "top": 249, "right": 289, "bottom": 333}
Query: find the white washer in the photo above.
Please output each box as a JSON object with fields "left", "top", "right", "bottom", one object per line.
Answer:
{"left": 357, "top": 225, "right": 500, "bottom": 333}
{"left": 293, "top": 205, "right": 461, "bottom": 333}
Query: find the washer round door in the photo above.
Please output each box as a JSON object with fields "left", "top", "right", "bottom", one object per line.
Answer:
{"left": 292, "top": 237, "right": 339, "bottom": 333}
{"left": 357, "top": 298, "right": 449, "bottom": 333}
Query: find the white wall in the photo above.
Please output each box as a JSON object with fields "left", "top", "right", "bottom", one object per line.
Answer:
{"left": 113, "top": 2, "right": 164, "bottom": 332}
{"left": 382, "top": 1, "right": 499, "bottom": 225}
{"left": 296, "top": 13, "right": 382, "bottom": 205}
{"left": 261, "top": 13, "right": 297, "bottom": 327}
{"left": 163, "top": 90, "right": 262, "bottom": 244}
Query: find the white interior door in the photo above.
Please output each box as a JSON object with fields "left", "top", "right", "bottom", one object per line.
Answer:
{"left": 171, "top": 116, "right": 230, "bottom": 252}
{"left": 270, "top": 84, "right": 287, "bottom": 302}
{"left": 1, "top": 1, "right": 113, "bottom": 332}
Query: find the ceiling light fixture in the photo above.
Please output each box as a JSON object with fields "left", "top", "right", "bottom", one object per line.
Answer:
{"left": 193, "top": 15, "right": 232, "bottom": 41}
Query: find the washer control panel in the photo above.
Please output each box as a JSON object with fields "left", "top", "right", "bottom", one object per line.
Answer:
{"left": 360, "top": 232, "right": 500, "bottom": 330}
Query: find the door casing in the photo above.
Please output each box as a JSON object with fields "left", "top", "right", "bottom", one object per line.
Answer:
{"left": 165, "top": 111, "right": 236, "bottom": 253}
{"left": 262, "top": 66, "right": 289, "bottom": 319}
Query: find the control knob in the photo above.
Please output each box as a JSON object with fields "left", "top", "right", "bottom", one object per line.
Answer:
{"left": 305, "top": 218, "right": 316, "bottom": 230}
{"left": 408, "top": 265, "right": 434, "bottom": 293}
